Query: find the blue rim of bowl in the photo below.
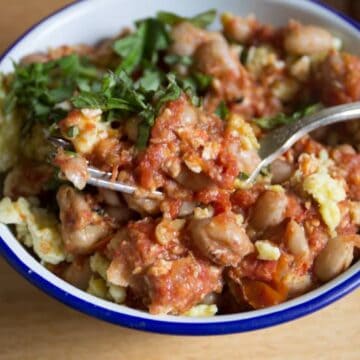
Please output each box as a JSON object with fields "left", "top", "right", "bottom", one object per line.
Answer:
{"left": 0, "top": 0, "right": 359, "bottom": 336}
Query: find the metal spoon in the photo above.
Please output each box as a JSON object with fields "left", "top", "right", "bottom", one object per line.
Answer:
{"left": 48, "top": 136, "right": 163, "bottom": 198}
{"left": 245, "top": 101, "right": 360, "bottom": 185}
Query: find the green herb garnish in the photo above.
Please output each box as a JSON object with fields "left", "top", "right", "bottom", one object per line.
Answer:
{"left": 72, "top": 71, "right": 182, "bottom": 148}
{"left": 136, "top": 69, "right": 163, "bottom": 92}
{"left": 66, "top": 126, "right": 79, "bottom": 138}
{"left": 153, "top": 73, "right": 182, "bottom": 112}
{"left": 164, "top": 54, "right": 193, "bottom": 66}
{"left": 157, "top": 9, "right": 217, "bottom": 28}
{"left": 113, "top": 18, "right": 170, "bottom": 75}
{"left": 192, "top": 72, "right": 213, "bottom": 92}
{"left": 254, "top": 103, "right": 322, "bottom": 130}
{"left": 136, "top": 122, "right": 151, "bottom": 149}
{"left": 215, "top": 100, "right": 229, "bottom": 120}
{"left": 3, "top": 54, "right": 100, "bottom": 131}
{"left": 238, "top": 172, "right": 250, "bottom": 181}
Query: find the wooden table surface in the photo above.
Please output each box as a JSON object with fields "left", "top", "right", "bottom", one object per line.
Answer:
{"left": 0, "top": 1, "right": 359, "bottom": 359}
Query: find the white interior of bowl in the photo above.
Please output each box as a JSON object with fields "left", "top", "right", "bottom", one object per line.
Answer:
{"left": 0, "top": 0, "right": 359, "bottom": 324}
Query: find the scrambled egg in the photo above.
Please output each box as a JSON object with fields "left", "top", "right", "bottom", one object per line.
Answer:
{"left": 90, "top": 252, "right": 110, "bottom": 280}
{"left": 303, "top": 169, "right": 346, "bottom": 235}
{"left": 293, "top": 151, "right": 345, "bottom": 235}
{"left": 108, "top": 284, "right": 126, "bottom": 304}
{"left": 87, "top": 275, "right": 108, "bottom": 299}
{"left": 61, "top": 109, "right": 111, "bottom": 155}
{"left": 290, "top": 56, "right": 311, "bottom": 81}
{"left": 265, "top": 184, "right": 285, "bottom": 193}
{"left": 271, "top": 78, "right": 300, "bottom": 102}
{"left": 245, "top": 45, "right": 283, "bottom": 77}
{"left": 15, "top": 223, "right": 33, "bottom": 247}
{"left": 88, "top": 252, "right": 126, "bottom": 303}
{"left": 193, "top": 206, "right": 214, "bottom": 219}
{"left": 0, "top": 197, "right": 66, "bottom": 264}
{"left": 255, "top": 240, "right": 281, "bottom": 261}
{"left": 227, "top": 113, "right": 259, "bottom": 151}
{"left": 184, "top": 304, "right": 218, "bottom": 317}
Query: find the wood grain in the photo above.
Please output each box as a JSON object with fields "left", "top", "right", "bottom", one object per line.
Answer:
{"left": 0, "top": 1, "right": 359, "bottom": 359}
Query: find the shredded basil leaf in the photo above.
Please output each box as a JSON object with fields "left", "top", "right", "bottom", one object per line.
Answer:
{"left": 136, "top": 69, "right": 163, "bottom": 92}
{"left": 176, "top": 72, "right": 212, "bottom": 102}
{"left": 72, "top": 71, "right": 181, "bottom": 148}
{"left": 184, "top": 87, "right": 201, "bottom": 107}
{"left": 136, "top": 122, "right": 151, "bottom": 149}
{"left": 72, "top": 93, "right": 136, "bottom": 112}
{"left": 164, "top": 54, "right": 193, "bottom": 66}
{"left": 254, "top": 103, "right": 322, "bottom": 130}
{"left": 113, "top": 24, "right": 146, "bottom": 74}
{"left": 141, "top": 18, "right": 170, "bottom": 64}
{"left": 67, "top": 126, "right": 79, "bottom": 138}
{"left": 191, "top": 9, "right": 217, "bottom": 28}
{"left": 215, "top": 101, "right": 229, "bottom": 120}
{"left": 113, "top": 18, "right": 170, "bottom": 75}
{"left": 192, "top": 72, "right": 213, "bottom": 92}
{"left": 3, "top": 54, "right": 100, "bottom": 130}
{"left": 154, "top": 74, "right": 182, "bottom": 112}
{"left": 238, "top": 172, "right": 250, "bottom": 181}
{"left": 72, "top": 71, "right": 147, "bottom": 112}
{"left": 157, "top": 9, "right": 217, "bottom": 29}
{"left": 240, "top": 46, "right": 249, "bottom": 65}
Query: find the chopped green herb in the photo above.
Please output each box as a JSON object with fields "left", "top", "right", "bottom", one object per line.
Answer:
{"left": 154, "top": 74, "right": 182, "bottom": 112}
{"left": 113, "top": 71, "right": 147, "bottom": 109}
{"left": 3, "top": 54, "right": 100, "bottom": 131}
{"left": 136, "top": 122, "right": 151, "bottom": 149}
{"left": 157, "top": 9, "right": 217, "bottom": 29}
{"left": 164, "top": 54, "right": 193, "bottom": 66}
{"left": 190, "top": 9, "right": 217, "bottom": 28}
{"left": 254, "top": 103, "right": 322, "bottom": 130}
{"left": 177, "top": 72, "right": 212, "bottom": 102}
{"left": 156, "top": 11, "right": 185, "bottom": 26}
{"left": 136, "top": 69, "right": 163, "bottom": 92}
{"left": 260, "top": 167, "right": 270, "bottom": 177}
{"left": 139, "top": 106, "right": 155, "bottom": 124}
{"left": 141, "top": 18, "right": 170, "bottom": 64}
{"left": 72, "top": 92, "right": 134, "bottom": 112}
{"left": 192, "top": 72, "right": 213, "bottom": 92}
{"left": 175, "top": 75, "right": 202, "bottom": 107}
{"left": 66, "top": 126, "right": 79, "bottom": 138}
{"left": 64, "top": 150, "right": 77, "bottom": 157}
{"left": 136, "top": 75, "right": 182, "bottom": 146}
{"left": 72, "top": 71, "right": 148, "bottom": 113}
{"left": 215, "top": 101, "right": 229, "bottom": 120}
{"left": 184, "top": 87, "right": 201, "bottom": 107}
{"left": 238, "top": 172, "right": 249, "bottom": 181}
{"left": 113, "top": 18, "right": 170, "bottom": 75}
{"left": 113, "top": 24, "right": 146, "bottom": 74}
{"left": 240, "top": 46, "right": 249, "bottom": 65}
{"left": 72, "top": 71, "right": 182, "bottom": 148}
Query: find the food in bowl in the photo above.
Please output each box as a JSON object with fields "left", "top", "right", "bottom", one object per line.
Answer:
{"left": 0, "top": 9, "right": 359, "bottom": 316}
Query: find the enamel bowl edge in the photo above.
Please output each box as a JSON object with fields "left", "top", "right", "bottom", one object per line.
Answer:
{"left": 0, "top": 0, "right": 359, "bottom": 335}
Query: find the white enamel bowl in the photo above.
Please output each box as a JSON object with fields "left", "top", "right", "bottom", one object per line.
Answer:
{"left": 0, "top": 0, "right": 359, "bottom": 335}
